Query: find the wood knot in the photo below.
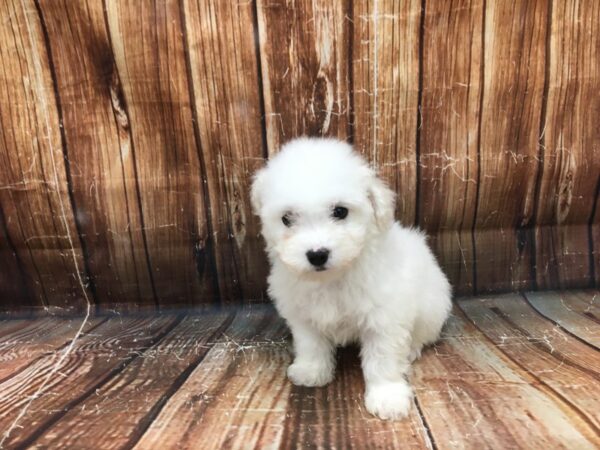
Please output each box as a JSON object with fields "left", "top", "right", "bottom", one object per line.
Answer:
{"left": 109, "top": 71, "right": 129, "bottom": 130}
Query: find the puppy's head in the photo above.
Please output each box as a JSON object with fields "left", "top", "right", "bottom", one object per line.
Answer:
{"left": 251, "top": 138, "right": 395, "bottom": 277}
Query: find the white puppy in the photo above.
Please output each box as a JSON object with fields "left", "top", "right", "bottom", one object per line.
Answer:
{"left": 251, "top": 137, "right": 451, "bottom": 420}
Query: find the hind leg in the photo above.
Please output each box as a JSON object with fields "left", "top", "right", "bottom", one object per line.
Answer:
{"left": 408, "top": 316, "right": 445, "bottom": 362}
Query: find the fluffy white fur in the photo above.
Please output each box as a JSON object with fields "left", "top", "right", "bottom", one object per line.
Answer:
{"left": 251, "top": 137, "right": 451, "bottom": 420}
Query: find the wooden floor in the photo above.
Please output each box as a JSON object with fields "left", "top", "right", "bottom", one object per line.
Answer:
{"left": 0, "top": 291, "right": 599, "bottom": 449}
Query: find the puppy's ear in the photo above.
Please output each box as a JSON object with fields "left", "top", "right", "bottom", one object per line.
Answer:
{"left": 367, "top": 173, "right": 396, "bottom": 231}
{"left": 250, "top": 167, "right": 266, "bottom": 215}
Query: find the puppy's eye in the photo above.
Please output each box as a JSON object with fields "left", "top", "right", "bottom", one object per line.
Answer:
{"left": 332, "top": 206, "right": 349, "bottom": 220}
{"left": 281, "top": 213, "right": 293, "bottom": 227}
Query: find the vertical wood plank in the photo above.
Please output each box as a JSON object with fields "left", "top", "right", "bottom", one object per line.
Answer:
{"left": 352, "top": 0, "right": 420, "bottom": 224}
{"left": 257, "top": 0, "right": 351, "bottom": 153}
{"left": 105, "top": 0, "right": 217, "bottom": 305}
{"left": 418, "top": 0, "right": 483, "bottom": 294}
{"left": 0, "top": 0, "right": 90, "bottom": 308}
{"left": 534, "top": 0, "right": 600, "bottom": 289}
{"left": 594, "top": 215, "right": 600, "bottom": 286}
{"left": 36, "top": 0, "right": 156, "bottom": 306}
{"left": 0, "top": 207, "right": 32, "bottom": 309}
{"left": 473, "top": 0, "right": 548, "bottom": 292}
{"left": 181, "top": 0, "right": 268, "bottom": 302}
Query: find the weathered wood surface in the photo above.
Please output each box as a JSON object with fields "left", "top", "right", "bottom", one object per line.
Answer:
{"left": 182, "top": 0, "right": 268, "bottom": 303}
{"left": 0, "top": 316, "right": 104, "bottom": 382}
{"left": 257, "top": 0, "right": 351, "bottom": 153}
{"left": 525, "top": 290, "right": 600, "bottom": 347}
{"left": 1, "top": 0, "right": 600, "bottom": 307}
{"left": 104, "top": 0, "right": 216, "bottom": 306}
{"left": 472, "top": 0, "right": 547, "bottom": 293}
{"left": 0, "top": 315, "right": 179, "bottom": 448}
{"left": 459, "top": 294, "right": 600, "bottom": 429}
{"left": 534, "top": 0, "right": 600, "bottom": 290}
{"left": 29, "top": 314, "right": 232, "bottom": 449}
{"left": 352, "top": 0, "right": 420, "bottom": 225}
{"left": 0, "top": 293, "right": 599, "bottom": 449}
{"left": 0, "top": 0, "right": 90, "bottom": 308}
{"left": 414, "top": 309, "right": 599, "bottom": 449}
{"left": 418, "top": 0, "right": 483, "bottom": 294}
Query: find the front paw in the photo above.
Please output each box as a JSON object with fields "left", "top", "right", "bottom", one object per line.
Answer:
{"left": 287, "top": 361, "right": 334, "bottom": 387}
{"left": 365, "top": 381, "right": 413, "bottom": 420}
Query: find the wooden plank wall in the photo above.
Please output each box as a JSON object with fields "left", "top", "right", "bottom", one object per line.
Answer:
{"left": 0, "top": 0, "right": 599, "bottom": 309}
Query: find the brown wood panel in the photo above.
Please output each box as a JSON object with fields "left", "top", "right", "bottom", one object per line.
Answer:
{"left": 0, "top": 315, "right": 179, "bottom": 448}
{"left": 104, "top": 0, "right": 216, "bottom": 305}
{"left": 133, "top": 343, "right": 289, "bottom": 449}
{"left": 594, "top": 221, "right": 600, "bottom": 286}
{"left": 534, "top": 0, "right": 600, "bottom": 290}
{"left": 28, "top": 313, "right": 231, "bottom": 449}
{"left": 36, "top": 0, "right": 156, "bottom": 305}
{"left": 413, "top": 310, "right": 599, "bottom": 449}
{"left": 0, "top": 294, "right": 597, "bottom": 448}
{"left": 0, "top": 316, "right": 104, "bottom": 381}
{"left": 352, "top": 0, "right": 420, "bottom": 224}
{"left": 459, "top": 295, "right": 600, "bottom": 428}
{"left": 0, "top": 208, "right": 32, "bottom": 309}
{"left": 473, "top": 0, "right": 548, "bottom": 292}
{"left": 135, "top": 345, "right": 430, "bottom": 449}
{"left": 181, "top": 0, "right": 268, "bottom": 303}
{"left": 257, "top": 0, "right": 351, "bottom": 153}
{"left": 525, "top": 291, "right": 600, "bottom": 347}
{"left": 418, "top": 0, "right": 483, "bottom": 294}
{"left": 0, "top": 0, "right": 90, "bottom": 308}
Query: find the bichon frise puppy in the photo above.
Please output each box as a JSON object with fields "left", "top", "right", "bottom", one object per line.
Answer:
{"left": 251, "top": 137, "right": 451, "bottom": 420}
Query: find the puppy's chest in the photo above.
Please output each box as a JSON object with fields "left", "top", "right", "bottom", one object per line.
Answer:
{"left": 296, "top": 287, "right": 368, "bottom": 344}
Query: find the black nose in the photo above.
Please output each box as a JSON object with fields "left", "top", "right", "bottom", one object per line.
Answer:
{"left": 306, "top": 248, "right": 330, "bottom": 267}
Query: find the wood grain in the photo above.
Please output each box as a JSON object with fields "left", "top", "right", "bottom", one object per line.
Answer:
{"left": 0, "top": 315, "right": 179, "bottom": 448}
{"left": 352, "top": 0, "right": 420, "bottom": 224}
{"left": 525, "top": 291, "right": 600, "bottom": 347}
{"left": 0, "top": 295, "right": 597, "bottom": 448}
{"left": 104, "top": 0, "right": 216, "bottom": 305}
{"left": 133, "top": 311, "right": 292, "bottom": 449}
{"left": 0, "top": 316, "right": 104, "bottom": 381}
{"left": 413, "top": 310, "right": 599, "bottom": 449}
{"left": 135, "top": 326, "right": 430, "bottom": 449}
{"left": 534, "top": 0, "right": 600, "bottom": 289}
{"left": 0, "top": 0, "right": 599, "bottom": 307}
{"left": 182, "top": 0, "right": 268, "bottom": 303}
{"left": 459, "top": 294, "right": 600, "bottom": 429}
{"left": 279, "top": 347, "right": 432, "bottom": 449}
{"left": 36, "top": 0, "right": 156, "bottom": 305}
{"left": 0, "top": 207, "right": 32, "bottom": 309}
{"left": 418, "top": 0, "right": 483, "bottom": 294}
{"left": 473, "top": 0, "right": 548, "bottom": 292}
{"left": 28, "top": 313, "right": 231, "bottom": 449}
{"left": 257, "top": 0, "right": 351, "bottom": 153}
{"left": 0, "top": 0, "right": 90, "bottom": 308}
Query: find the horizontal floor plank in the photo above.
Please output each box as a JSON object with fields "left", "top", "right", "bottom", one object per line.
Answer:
{"left": 0, "top": 317, "right": 105, "bottom": 382}
{"left": 0, "top": 315, "right": 181, "bottom": 448}
{"left": 135, "top": 313, "right": 431, "bottom": 449}
{"left": 28, "top": 312, "right": 232, "bottom": 449}
{"left": 0, "top": 292, "right": 598, "bottom": 449}
{"left": 459, "top": 294, "right": 600, "bottom": 430}
{"left": 525, "top": 291, "right": 600, "bottom": 348}
{"left": 412, "top": 309, "right": 599, "bottom": 449}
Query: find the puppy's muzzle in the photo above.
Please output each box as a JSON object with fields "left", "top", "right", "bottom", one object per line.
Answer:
{"left": 306, "top": 248, "right": 330, "bottom": 270}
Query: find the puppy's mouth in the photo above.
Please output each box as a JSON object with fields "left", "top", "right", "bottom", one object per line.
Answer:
{"left": 314, "top": 266, "right": 327, "bottom": 272}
